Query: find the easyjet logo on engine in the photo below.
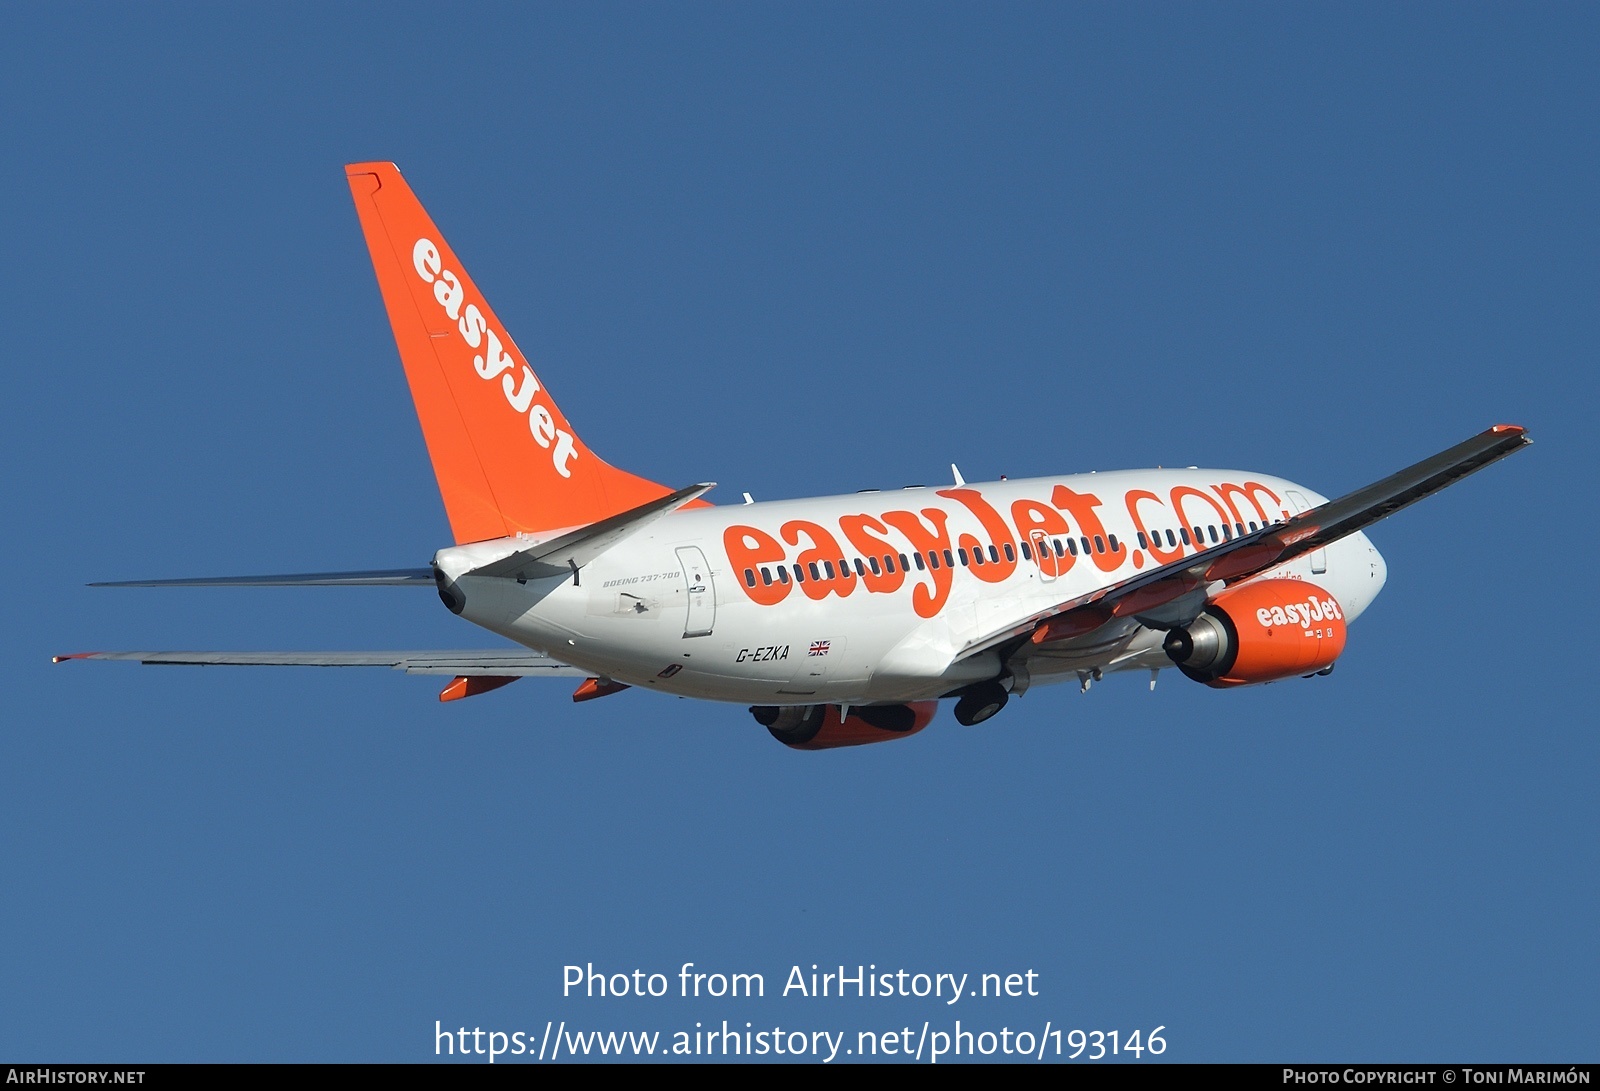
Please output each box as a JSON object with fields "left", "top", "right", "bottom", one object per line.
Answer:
{"left": 411, "top": 238, "right": 579, "bottom": 478}
{"left": 1254, "top": 596, "right": 1344, "bottom": 632}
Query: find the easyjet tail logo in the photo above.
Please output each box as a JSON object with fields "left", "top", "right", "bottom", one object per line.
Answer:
{"left": 411, "top": 238, "right": 579, "bottom": 478}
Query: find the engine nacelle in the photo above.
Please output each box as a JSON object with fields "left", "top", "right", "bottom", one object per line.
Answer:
{"left": 1163, "top": 579, "right": 1347, "bottom": 688}
{"left": 750, "top": 702, "right": 937, "bottom": 750}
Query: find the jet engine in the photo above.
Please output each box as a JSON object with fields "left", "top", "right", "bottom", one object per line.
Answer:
{"left": 1163, "top": 579, "right": 1346, "bottom": 688}
{"left": 750, "top": 702, "right": 937, "bottom": 750}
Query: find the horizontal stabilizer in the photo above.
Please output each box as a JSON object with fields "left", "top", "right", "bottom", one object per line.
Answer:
{"left": 469, "top": 482, "right": 716, "bottom": 581}
{"left": 90, "top": 569, "right": 435, "bottom": 588}
{"left": 53, "top": 649, "right": 584, "bottom": 676}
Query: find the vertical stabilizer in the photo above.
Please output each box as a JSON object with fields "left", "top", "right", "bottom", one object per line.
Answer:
{"left": 346, "top": 162, "right": 681, "bottom": 543}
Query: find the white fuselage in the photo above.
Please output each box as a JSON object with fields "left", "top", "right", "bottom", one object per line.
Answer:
{"left": 433, "top": 468, "right": 1387, "bottom": 705}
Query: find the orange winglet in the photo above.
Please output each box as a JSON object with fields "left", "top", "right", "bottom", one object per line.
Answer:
{"left": 439, "top": 675, "right": 520, "bottom": 702}
{"left": 572, "top": 678, "right": 631, "bottom": 703}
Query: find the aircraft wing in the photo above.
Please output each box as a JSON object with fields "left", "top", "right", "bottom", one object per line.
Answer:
{"left": 956, "top": 424, "right": 1532, "bottom": 660}
{"left": 53, "top": 649, "right": 586, "bottom": 676}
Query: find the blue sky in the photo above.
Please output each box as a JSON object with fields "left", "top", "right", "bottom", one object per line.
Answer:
{"left": 2, "top": 3, "right": 1594, "bottom": 1062}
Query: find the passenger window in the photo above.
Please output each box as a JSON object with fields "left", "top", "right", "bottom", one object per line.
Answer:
{"left": 1179, "top": 528, "right": 1191, "bottom": 545}
{"left": 1235, "top": 522, "right": 1244, "bottom": 536}
{"left": 808, "top": 562, "right": 821, "bottom": 581}
{"left": 943, "top": 549, "right": 955, "bottom": 568}
{"left": 958, "top": 548, "right": 970, "bottom": 566}
{"left": 1248, "top": 521, "right": 1258, "bottom": 532}
{"left": 1221, "top": 524, "right": 1232, "bottom": 541}
{"left": 822, "top": 561, "right": 835, "bottom": 579}
{"left": 928, "top": 551, "right": 941, "bottom": 570}
{"left": 1066, "top": 538, "right": 1078, "bottom": 556}
{"left": 743, "top": 568, "right": 756, "bottom": 587}
{"left": 1108, "top": 534, "right": 1119, "bottom": 552}
{"left": 1093, "top": 535, "right": 1105, "bottom": 553}
{"left": 854, "top": 558, "right": 866, "bottom": 576}
{"left": 867, "top": 556, "right": 880, "bottom": 575}
{"left": 1020, "top": 541, "right": 1032, "bottom": 561}
{"left": 760, "top": 567, "right": 772, "bottom": 586}
{"left": 1165, "top": 529, "right": 1177, "bottom": 548}
{"left": 913, "top": 552, "right": 925, "bottom": 571}
{"left": 1080, "top": 536, "right": 1092, "bottom": 555}
{"left": 793, "top": 564, "right": 805, "bottom": 583}
{"left": 1002, "top": 544, "right": 1014, "bottom": 562}
{"left": 1205, "top": 525, "right": 1216, "bottom": 543}
{"left": 1137, "top": 531, "right": 1149, "bottom": 550}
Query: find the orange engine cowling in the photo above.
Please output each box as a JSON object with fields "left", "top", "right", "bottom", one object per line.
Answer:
{"left": 1163, "top": 579, "right": 1347, "bottom": 688}
{"left": 751, "top": 702, "right": 938, "bottom": 750}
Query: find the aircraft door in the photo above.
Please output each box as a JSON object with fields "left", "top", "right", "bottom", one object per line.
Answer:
{"left": 1285, "top": 491, "right": 1327, "bottom": 574}
{"left": 675, "top": 546, "right": 716, "bottom": 637}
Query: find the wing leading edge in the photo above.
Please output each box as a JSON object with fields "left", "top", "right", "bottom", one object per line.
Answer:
{"left": 956, "top": 423, "right": 1532, "bottom": 660}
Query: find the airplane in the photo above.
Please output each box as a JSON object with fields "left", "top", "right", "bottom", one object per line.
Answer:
{"left": 55, "top": 161, "right": 1532, "bottom": 750}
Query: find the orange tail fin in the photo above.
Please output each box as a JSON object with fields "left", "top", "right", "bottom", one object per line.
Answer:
{"left": 346, "top": 162, "right": 681, "bottom": 544}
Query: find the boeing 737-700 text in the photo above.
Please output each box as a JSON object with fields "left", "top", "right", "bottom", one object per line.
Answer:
{"left": 56, "top": 162, "right": 1532, "bottom": 750}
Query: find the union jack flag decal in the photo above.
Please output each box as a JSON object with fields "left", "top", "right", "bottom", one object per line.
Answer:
{"left": 808, "top": 640, "right": 831, "bottom": 657}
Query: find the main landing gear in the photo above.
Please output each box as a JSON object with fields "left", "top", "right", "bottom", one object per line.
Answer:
{"left": 953, "top": 681, "right": 1009, "bottom": 726}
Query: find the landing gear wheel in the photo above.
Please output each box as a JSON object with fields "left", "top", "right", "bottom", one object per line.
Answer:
{"left": 751, "top": 705, "right": 826, "bottom": 746}
{"left": 953, "top": 682, "right": 1008, "bottom": 726}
